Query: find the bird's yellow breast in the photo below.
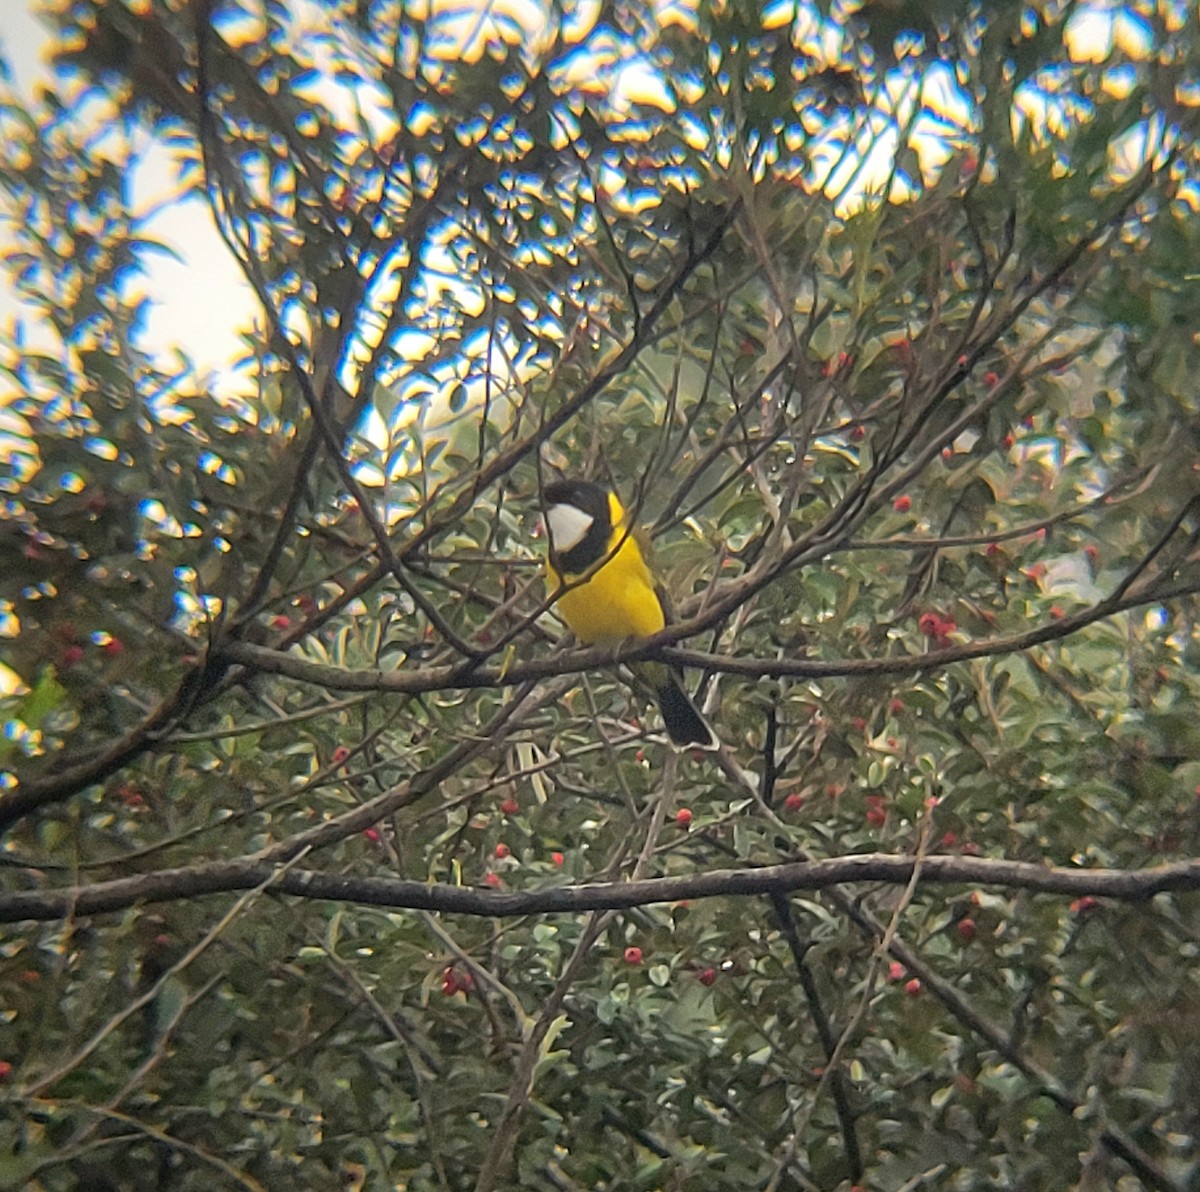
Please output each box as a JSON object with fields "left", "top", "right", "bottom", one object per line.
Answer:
{"left": 547, "top": 525, "right": 666, "bottom": 644}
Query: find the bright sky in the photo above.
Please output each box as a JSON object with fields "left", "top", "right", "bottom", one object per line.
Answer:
{"left": 0, "top": 4, "right": 257, "bottom": 385}
{"left": 0, "top": 0, "right": 1179, "bottom": 408}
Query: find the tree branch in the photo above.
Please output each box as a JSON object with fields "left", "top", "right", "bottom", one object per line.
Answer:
{"left": 3, "top": 852, "right": 1197, "bottom": 925}
{"left": 770, "top": 893, "right": 862, "bottom": 1184}
{"left": 825, "top": 884, "right": 1183, "bottom": 1192}
{"left": 209, "top": 575, "right": 1200, "bottom": 694}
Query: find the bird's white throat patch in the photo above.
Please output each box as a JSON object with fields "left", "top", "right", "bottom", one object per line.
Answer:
{"left": 546, "top": 503, "right": 594, "bottom": 552}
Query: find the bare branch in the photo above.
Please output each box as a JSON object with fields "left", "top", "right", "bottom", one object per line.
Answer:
{"left": 208, "top": 575, "right": 1200, "bottom": 693}
{"left": 3, "top": 852, "right": 1197, "bottom": 925}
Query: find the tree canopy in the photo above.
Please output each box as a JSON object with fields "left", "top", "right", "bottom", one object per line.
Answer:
{"left": 3, "top": 0, "right": 1200, "bottom": 1188}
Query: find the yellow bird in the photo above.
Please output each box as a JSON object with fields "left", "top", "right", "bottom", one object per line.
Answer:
{"left": 542, "top": 479, "right": 716, "bottom": 749}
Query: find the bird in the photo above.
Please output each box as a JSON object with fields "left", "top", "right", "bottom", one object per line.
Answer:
{"left": 541, "top": 478, "right": 716, "bottom": 749}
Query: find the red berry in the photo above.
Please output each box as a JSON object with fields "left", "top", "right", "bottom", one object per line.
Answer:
{"left": 635, "top": 750, "right": 646, "bottom": 763}
{"left": 887, "top": 962, "right": 906, "bottom": 982}
{"left": 675, "top": 808, "right": 693, "bottom": 827}
{"left": 957, "top": 917, "right": 977, "bottom": 943}
{"left": 1002, "top": 433, "right": 1014, "bottom": 449}
{"left": 1070, "top": 895, "right": 1099, "bottom": 915}
{"left": 851, "top": 716, "right": 867, "bottom": 731}
{"left": 892, "top": 494, "right": 911, "bottom": 513}
{"left": 102, "top": 637, "right": 124, "bottom": 657}
{"left": 866, "top": 807, "right": 887, "bottom": 827}
{"left": 494, "top": 842, "right": 510, "bottom": 859}
{"left": 889, "top": 697, "right": 904, "bottom": 715}
{"left": 271, "top": 615, "right": 291, "bottom": 630}
{"left": 551, "top": 851, "right": 565, "bottom": 867}
{"left": 499, "top": 798, "right": 520, "bottom": 815}
{"left": 941, "top": 831, "right": 958, "bottom": 848}
{"left": 1084, "top": 544, "right": 1099, "bottom": 563}
{"left": 441, "top": 965, "right": 473, "bottom": 995}
{"left": 904, "top": 978, "right": 922, "bottom": 997}
{"left": 918, "top": 612, "right": 941, "bottom": 636}
{"left": 985, "top": 542, "right": 1002, "bottom": 557}
{"left": 984, "top": 371, "right": 1000, "bottom": 387}
{"left": 363, "top": 827, "right": 381, "bottom": 843}
{"left": 331, "top": 746, "right": 351, "bottom": 766}
{"left": 698, "top": 966, "right": 717, "bottom": 986}
{"left": 623, "top": 946, "right": 643, "bottom": 966}
{"left": 0, "top": 1061, "right": 11, "bottom": 1082}
{"left": 850, "top": 424, "right": 866, "bottom": 441}
{"left": 1049, "top": 605, "right": 1064, "bottom": 619}
{"left": 961, "top": 841, "right": 981, "bottom": 856}
{"left": 784, "top": 793, "right": 805, "bottom": 812}
{"left": 483, "top": 872, "right": 503, "bottom": 888}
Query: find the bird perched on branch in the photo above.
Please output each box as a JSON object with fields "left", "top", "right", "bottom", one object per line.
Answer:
{"left": 542, "top": 478, "right": 716, "bottom": 750}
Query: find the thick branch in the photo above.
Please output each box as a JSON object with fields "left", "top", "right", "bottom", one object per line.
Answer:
{"left": 211, "top": 576, "right": 1200, "bottom": 694}
{"left": 3, "top": 853, "right": 1197, "bottom": 925}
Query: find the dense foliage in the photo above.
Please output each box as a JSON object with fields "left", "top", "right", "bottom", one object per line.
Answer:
{"left": 3, "top": 0, "right": 1200, "bottom": 1187}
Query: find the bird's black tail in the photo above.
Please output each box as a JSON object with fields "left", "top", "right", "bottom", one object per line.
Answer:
{"left": 656, "top": 675, "right": 717, "bottom": 750}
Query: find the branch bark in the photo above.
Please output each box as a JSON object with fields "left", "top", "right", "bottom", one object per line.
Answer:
{"left": 3, "top": 852, "right": 1197, "bottom": 925}
{"left": 208, "top": 575, "right": 1200, "bottom": 694}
